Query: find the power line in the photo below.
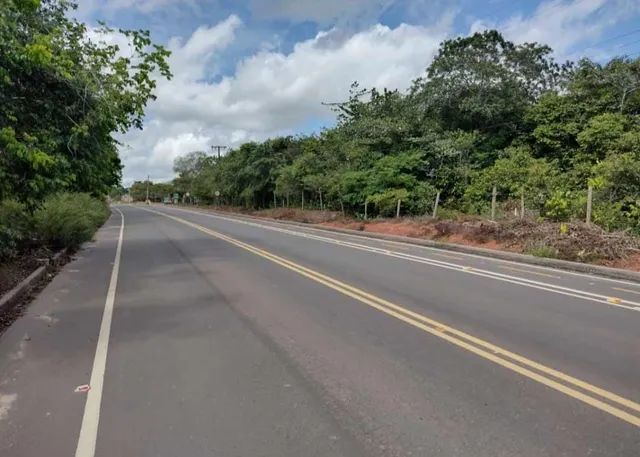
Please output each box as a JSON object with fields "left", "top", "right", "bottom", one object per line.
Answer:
{"left": 584, "top": 27, "right": 640, "bottom": 49}
{"left": 614, "top": 37, "right": 640, "bottom": 50}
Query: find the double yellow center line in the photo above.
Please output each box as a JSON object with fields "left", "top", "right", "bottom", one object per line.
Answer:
{"left": 148, "top": 208, "right": 640, "bottom": 428}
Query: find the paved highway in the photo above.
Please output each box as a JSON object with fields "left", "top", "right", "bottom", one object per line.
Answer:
{"left": 1, "top": 204, "right": 639, "bottom": 456}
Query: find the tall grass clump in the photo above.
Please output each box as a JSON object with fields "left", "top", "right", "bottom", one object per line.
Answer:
{"left": 34, "top": 193, "right": 110, "bottom": 249}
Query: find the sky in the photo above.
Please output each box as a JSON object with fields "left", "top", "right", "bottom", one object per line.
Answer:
{"left": 76, "top": 0, "right": 640, "bottom": 185}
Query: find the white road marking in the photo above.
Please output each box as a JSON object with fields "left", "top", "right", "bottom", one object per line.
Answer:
{"left": 166, "top": 205, "right": 640, "bottom": 288}
{"left": 157, "top": 206, "right": 640, "bottom": 312}
{"left": 74, "top": 208, "right": 124, "bottom": 457}
{"left": 612, "top": 286, "right": 640, "bottom": 296}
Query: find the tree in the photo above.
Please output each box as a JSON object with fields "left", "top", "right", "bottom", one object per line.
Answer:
{"left": 414, "top": 30, "right": 570, "bottom": 156}
{"left": 0, "top": 0, "right": 171, "bottom": 205}
{"left": 464, "top": 147, "right": 559, "bottom": 214}
{"left": 570, "top": 57, "right": 640, "bottom": 114}
{"left": 173, "top": 151, "right": 213, "bottom": 194}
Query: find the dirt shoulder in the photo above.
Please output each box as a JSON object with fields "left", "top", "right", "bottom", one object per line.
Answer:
{"left": 0, "top": 250, "right": 50, "bottom": 296}
{"left": 183, "top": 205, "right": 640, "bottom": 272}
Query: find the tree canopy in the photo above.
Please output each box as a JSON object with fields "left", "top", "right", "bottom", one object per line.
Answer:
{"left": 0, "top": 0, "right": 171, "bottom": 206}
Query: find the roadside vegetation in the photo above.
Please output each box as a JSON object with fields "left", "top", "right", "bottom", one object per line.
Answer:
{"left": 134, "top": 30, "right": 640, "bottom": 266}
{"left": 0, "top": 0, "right": 169, "bottom": 293}
{"left": 140, "top": 31, "right": 639, "bottom": 232}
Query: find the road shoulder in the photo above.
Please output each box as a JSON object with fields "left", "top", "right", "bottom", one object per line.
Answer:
{"left": 0, "top": 211, "right": 122, "bottom": 457}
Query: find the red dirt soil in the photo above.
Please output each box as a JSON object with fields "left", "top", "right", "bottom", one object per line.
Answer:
{"left": 599, "top": 253, "right": 640, "bottom": 272}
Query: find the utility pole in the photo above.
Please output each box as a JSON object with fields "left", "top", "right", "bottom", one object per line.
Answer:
{"left": 211, "top": 145, "right": 227, "bottom": 159}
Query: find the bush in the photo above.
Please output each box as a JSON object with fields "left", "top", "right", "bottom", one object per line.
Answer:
{"left": 0, "top": 200, "right": 32, "bottom": 261}
{"left": 525, "top": 243, "right": 558, "bottom": 259}
{"left": 593, "top": 199, "right": 640, "bottom": 234}
{"left": 0, "top": 226, "right": 20, "bottom": 261}
{"left": 33, "top": 193, "right": 110, "bottom": 249}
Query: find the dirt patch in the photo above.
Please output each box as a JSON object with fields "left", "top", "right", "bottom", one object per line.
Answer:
{"left": 322, "top": 221, "right": 365, "bottom": 231}
{"left": 255, "top": 208, "right": 342, "bottom": 224}
{"left": 364, "top": 220, "right": 438, "bottom": 239}
{"left": 0, "top": 250, "right": 49, "bottom": 296}
{"left": 599, "top": 252, "right": 640, "bottom": 272}
{"left": 443, "top": 233, "right": 518, "bottom": 252}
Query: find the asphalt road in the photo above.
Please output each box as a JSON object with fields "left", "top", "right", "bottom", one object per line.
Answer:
{"left": 1, "top": 204, "right": 639, "bottom": 457}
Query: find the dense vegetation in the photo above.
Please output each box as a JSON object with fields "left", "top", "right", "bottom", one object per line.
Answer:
{"left": 0, "top": 0, "right": 169, "bottom": 261}
{"left": 145, "top": 31, "right": 639, "bottom": 234}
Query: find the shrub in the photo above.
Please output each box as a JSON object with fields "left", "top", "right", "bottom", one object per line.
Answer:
{"left": 593, "top": 199, "right": 640, "bottom": 234}
{"left": 526, "top": 243, "right": 558, "bottom": 258}
{"left": 0, "top": 226, "right": 20, "bottom": 261}
{"left": 0, "top": 200, "right": 32, "bottom": 261}
{"left": 33, "top": 193, "right": 110, "bottom": 249}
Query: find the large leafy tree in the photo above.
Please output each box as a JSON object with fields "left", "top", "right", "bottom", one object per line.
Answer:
{"left": 0, "top": 0, "right": 171, "bottom": 204}
{"left": 413, "top": 30, "right": 571, "bottom": 158}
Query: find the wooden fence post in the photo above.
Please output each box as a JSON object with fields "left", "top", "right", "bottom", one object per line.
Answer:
{"left": 364, "top": 200, "right": 368, "bottom": 220}
{"left": 490, "top": 185, "right": 497, "bottom": 221}
{"left": 301, "top": 191, "right": 304, "bottom": 210}
{"left": 586, "top": 184, "right": 593, "bottom": 226}
{"left": 432, "top": 190, "right": 441, "bottom": 218}
{"left": 396, "top": 199, "right": 401, "bottom": 218}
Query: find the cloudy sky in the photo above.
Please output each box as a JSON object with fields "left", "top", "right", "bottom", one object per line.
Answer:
{"left": 77, "top": 0, "right": 640, "bottom": 185}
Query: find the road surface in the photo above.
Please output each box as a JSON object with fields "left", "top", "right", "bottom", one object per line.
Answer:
{"left": 1, "top": 204, "right": 639, "bottom": 456}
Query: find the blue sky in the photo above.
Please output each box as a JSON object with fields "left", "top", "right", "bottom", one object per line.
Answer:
{"left": 76, "top": 0, "right": 640, "bottom": 184}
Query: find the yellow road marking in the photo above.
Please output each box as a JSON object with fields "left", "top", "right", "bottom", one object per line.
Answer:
{"left": 498, "top": 265, "right": 561, "bottom": 279}
{"left": 145, "top": 208, "right": 640, "bottom": 427}
{"left": 612, "top": 287, "right": 640, "bottom": 297}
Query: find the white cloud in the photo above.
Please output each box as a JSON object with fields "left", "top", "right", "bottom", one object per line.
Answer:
{"left": 471, "top": 0, "right": 640, "bottom": 59}
{"left": 167, "top": 15, "right": 242, "bottom": 80}
{"left": 121, "top": 15, "right": 451, "bottom": 184}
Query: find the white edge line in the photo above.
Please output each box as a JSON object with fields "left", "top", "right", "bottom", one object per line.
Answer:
{"left": 74, "top": 207, "right": 124, "bottom": 457}
{"left": 156, "top": 206, "right": 640, "bottom": 311}
{"left": 164, "top": 205, "right": 640, "bottom": 288}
